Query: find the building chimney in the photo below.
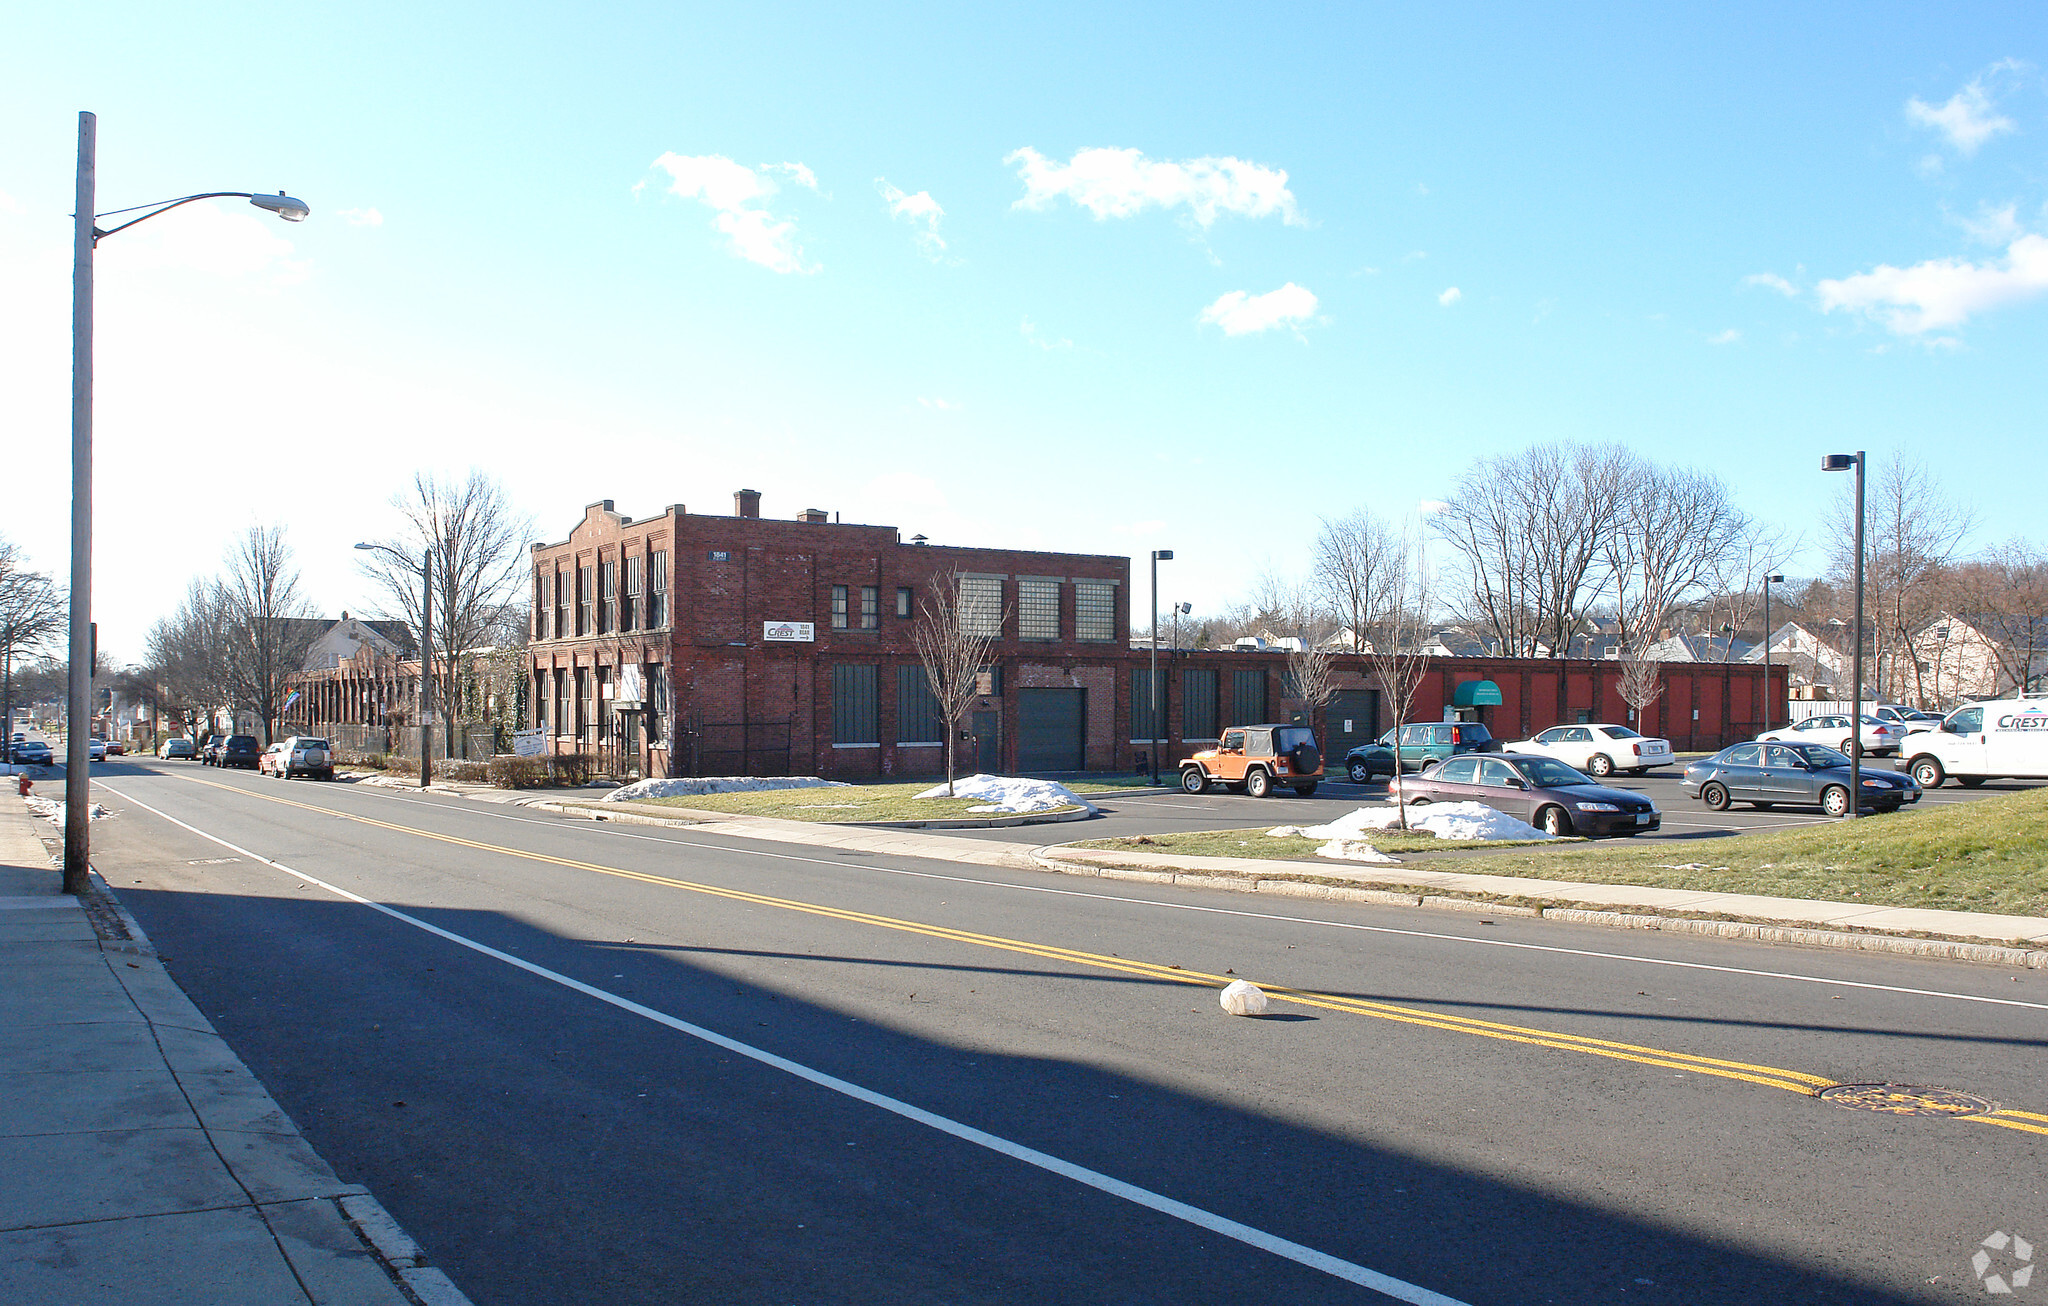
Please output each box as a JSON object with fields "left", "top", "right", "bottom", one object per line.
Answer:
{"left": 798, "top": 508, "right": 828, "bottom": 524}
{"left": 735, "top": 489, "right": 761, "bottom": 518}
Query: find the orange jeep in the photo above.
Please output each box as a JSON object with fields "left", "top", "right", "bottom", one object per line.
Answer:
{"left": 1180, "top": 724, "right": 1323, "bottom": 797}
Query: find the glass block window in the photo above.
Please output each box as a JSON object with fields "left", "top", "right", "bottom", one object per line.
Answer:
{"left": 832, "top": 664, "right": 878, "bottom": 744}
{"left": 861, "top": 585, "right": 879, "bottom": 630}
{"left": 1075, "top": 580, "right": 1115, "bottom": 642}
{"left": 897, "top": 665, "right": 942, "bottom": 743}
{"left": 1182, "top": 668, "right": 1219, "bottom": 739}
{"left": 648, "top": 550, "right": 669, "bottom": 627}
{"left": 1019, "top": 579, "right": 1060, "bottom": 640}
{"left": 831, "top": 585, "right": 849, "bottom": 629}
{"left": 959, "top": 576, "right": 1003, "bottom": 637}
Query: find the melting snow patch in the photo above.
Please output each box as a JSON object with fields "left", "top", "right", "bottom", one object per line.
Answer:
{"left": 913, "top": 774, "right": 1094, "bottom": 814}
{"left": 25, "top": 797, "right": 109, "bottom": 823}
{"left": 1275, "top": 802, "right": 1551, "bottom": 843}
{"left": 605, "top": 776, "right": 849, "bottom": 802}
{"left": 1316, "top": 839, "right": 1399, "bottom": 863}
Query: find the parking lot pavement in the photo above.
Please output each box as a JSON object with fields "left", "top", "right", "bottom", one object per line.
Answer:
{"left": 952, "top": 765, "right": 2047, "bottom": 846}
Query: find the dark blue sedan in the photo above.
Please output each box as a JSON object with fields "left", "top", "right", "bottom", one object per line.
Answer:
{"left": 1682, "top": 742, "right": 1920, "bottom": 817}
{"left": 8, "top": 740, "right": 53, "bottom": 765}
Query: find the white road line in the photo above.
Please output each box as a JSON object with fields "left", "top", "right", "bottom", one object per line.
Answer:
{"left": 126, "top": 772, "right": 2048, "bottom": 1014}
{"left": 102, "top": 783, "right": 1466, "bottom": 1306}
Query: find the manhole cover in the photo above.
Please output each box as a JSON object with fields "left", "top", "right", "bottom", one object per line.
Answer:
{"left": 1818, "top": 1083, "right": 1996, "bottom": 1117}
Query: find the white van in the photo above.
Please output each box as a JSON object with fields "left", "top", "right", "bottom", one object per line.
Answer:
{"left": 1904, "top": 698, "right": 2048, "bottom": 789}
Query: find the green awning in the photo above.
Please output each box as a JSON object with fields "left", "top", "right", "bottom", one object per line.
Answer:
{"left": 1452, "top": 679, "right": 1503, "bottom": 707}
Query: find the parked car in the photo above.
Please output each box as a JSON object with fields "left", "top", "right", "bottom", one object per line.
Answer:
{"left": 1903, "top": 698, "right": 2048, "bottom": 790}
{"left": 1756, "top": 714, "right": 1907, "bottom": 757}
{"left": 216, "top": 735, "right": 262, "bottom": 769}
{"left": 1683, "top": 741, "right": 1920, "bottom": 816}
{"left": 260, "top": 736, "right": 334, "bottom": 780}
{"left": 1180, "top": 724, "right": 1323, "bottom": 797}
{"left": 1505, "top": 723, "right": 1674, "bottom": 777}
{"left": 87, "top": 737, "right": 107, "bottom": 761}
{"left": 1341, "top": 740, "right": 1398, "bottom": 784}
{"left": 158, "top": 738, "right": 196, "bottom": 759}
{"left": 9, "top": 740, "right": 53, "bottom": 765}
{"left": 105, "top": 739, "right": 126, "bottom": 756}
{"left": 1368, "top": 720, "right": 1502, "bottom": 774}
{"left": 1869, "top": 704, "right": 1944, "bottom": 735}
{"left": 1393, "top": 752, "right": 1660, "bottom": 837}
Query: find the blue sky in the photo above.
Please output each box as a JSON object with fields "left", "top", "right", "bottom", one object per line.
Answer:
{"left": 2, "top": 2, "right": 2043, "bottom": 657}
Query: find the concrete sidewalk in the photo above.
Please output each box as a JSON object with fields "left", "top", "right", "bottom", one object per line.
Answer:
{"left": 546, "top": 795, "right": 2048, "bottom": 968}
{"left": 0, "top": 798, "right": 468, "bottom": 1306}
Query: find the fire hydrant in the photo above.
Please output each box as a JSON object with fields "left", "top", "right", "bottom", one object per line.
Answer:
{"left": 16, "top": 773, "right": 31, "bottom": 797}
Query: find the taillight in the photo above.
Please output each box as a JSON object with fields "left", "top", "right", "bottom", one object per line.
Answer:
{"left": 1632, "top": 743, "right": 1642, "bottom": 755}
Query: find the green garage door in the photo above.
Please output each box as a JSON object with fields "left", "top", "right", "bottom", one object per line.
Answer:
{"left": 1018, "top": 688, "right": 1085, "bottom": 772}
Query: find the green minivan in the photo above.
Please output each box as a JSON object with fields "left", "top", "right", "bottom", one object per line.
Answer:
{"left": 1377, "top": 720, "right": 1503, "bottom": 773}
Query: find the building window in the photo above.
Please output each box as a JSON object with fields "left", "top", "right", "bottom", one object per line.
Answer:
{"left": 553, "top": 668, "right": 568, "bottom": 737}
{"left": 831, "top": 584, "right": 849, "bottom": 629}
{"left": 831, "top": 664, "right": 878, "bottom": 744}
{"left": 648, "top": 550, "right": 669, "bottom": 627}
{"left": 896, "top": 586, "right": 913, "bottom": 618}
{"left": 1234, "top": 669, "right": 1267, "bottom": 723}
{"left": 534, "top": 568, "right": 549, "bottom": 640}
{"left": 1075, "top": 580, "right": 1115, "bottom": 642}
{"left": 1132, "top": 668, "right": 1163, "bottom": 741}
{"left": 623, "top": 554, "right": 643, "bottom": 632}
{"left": 1019, "top": 579, "right": 1060, "bottom": 641}
{"left": 577, "top": 565, "right": 593, "bottom": 636}
{"left": 897, "top": 665, "right": 942, "bottom": 743}
{"left": 959, "top": 576, "right": 1003, "bottom": 638}
{"left": 575, "top": 667, "right": 591, "bottom": 740}
{"left": 598, "top": 560, "right": 617, "bottom": 635}
{"left": 553, "top": 565, "right": 567, "bottom": 639}
{"left": 1182, "top": 668, "right": 1218, "bottom": 739}
{"left": 860, "top": 585, "right": 879, "bottom": 630}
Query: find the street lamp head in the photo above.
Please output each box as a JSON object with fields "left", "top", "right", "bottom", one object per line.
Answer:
{"left": 1821, "top": 453, "right": 1858, "bottom": 472}
{"left": 249, "top": 192, "right": 310, "bottom": 222}
{"left": 1152, "top": 549, "right": 1174, "bottom": 561}
{"left": 353, "top": 542, "right": 376, "bottom": 551}
{"left": 1766, "top": 573, "right": 1785, "bottom": 584}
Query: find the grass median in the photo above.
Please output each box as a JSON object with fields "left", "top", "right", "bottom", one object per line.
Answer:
{"left": 1067, "top": 787, "right": 2048, "bottom": 919}
{"left": 604, "top": 778, "right": 1140, "bottom": 823}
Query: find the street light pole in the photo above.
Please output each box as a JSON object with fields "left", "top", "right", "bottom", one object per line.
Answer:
{"left": 1823, "top": 453, "right": 1865, "bottom": 817}
{"left": 60, "top": 109, "right": 308, "bottom": 895}
{"left": 1149, "top": 549, "right": 1172, "bottom": 785}
{"left": 1761, "top": 572, "right": 1785, "bottom": 732}
{"left": 357, "top": 543, "right": 432, "bottom": 787}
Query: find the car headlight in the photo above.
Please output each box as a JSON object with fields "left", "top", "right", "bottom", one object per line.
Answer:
{"left": 1575, "top": 801, "right": 1619, "bottom": 812}
{"left": 1860, "top": 778, "right": 1889, "bottom": 787}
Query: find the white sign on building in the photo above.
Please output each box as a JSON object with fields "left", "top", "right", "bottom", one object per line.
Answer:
{"left": 764, "top": 621, "right": 816, "bottom": 643}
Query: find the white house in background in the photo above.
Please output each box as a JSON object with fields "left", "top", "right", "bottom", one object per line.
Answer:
{"left": 302, "top": 613, "right": 416, "bottom": 671}
{"left": 1911, "top": 612, "right": 2048, "bottom": 704}
{"left": 1742, "top": 621, "right": 1848, "bottom": 688}
{"left": 1640, "top": 632, "right": 1755, "bottom": 663}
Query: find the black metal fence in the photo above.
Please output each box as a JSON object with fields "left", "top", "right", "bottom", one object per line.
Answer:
{"left": 315, "top": 721, "right": 504, "bottom": 762}
{"left": 683, "top": 721, "right": 791, "bottom": 777}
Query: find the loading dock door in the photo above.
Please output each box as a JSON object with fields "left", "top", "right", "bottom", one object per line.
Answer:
{"left": 1325, "top": 689, "right": 1381, "bottom": 758}
{"left": 1017, "top": 688, "right": 1085, "bottom": 773}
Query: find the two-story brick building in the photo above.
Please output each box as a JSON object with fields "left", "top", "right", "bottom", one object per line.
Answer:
{"left": 528, "top": 492, "right": 1135, "bottom": 779}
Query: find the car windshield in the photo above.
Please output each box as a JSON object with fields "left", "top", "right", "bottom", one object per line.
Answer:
{"left": 1795, "top": 745, "right": 1851, "bottom": 767}
{"left": 1602, "top": 726, "right": 1643, "bottom": 739}
{"left": 1516, "top": 757, "right": 1593, "bottom": 788}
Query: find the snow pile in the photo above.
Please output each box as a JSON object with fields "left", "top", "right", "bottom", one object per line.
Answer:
{"left": 1315, "top": 839, "right": 1401, "bottom": 863}
{"left": 605, "top": 776, "right": 849, "bottom": 802}
{"left": 25, "top": 797, "right": 110, "bottom": 823}
{"left": 913, "top": 774, "right": 1094, "bottom": 814}
{"left": 1271, "top": 801, "right": 1551, "bottom": 844}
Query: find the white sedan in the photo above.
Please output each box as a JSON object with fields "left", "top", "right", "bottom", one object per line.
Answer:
{"left": 1505, "top": 724, "right": 1674, "bottom": 777}
{"left": 1756, "top": 714, "right": 1907, "bottom": 757}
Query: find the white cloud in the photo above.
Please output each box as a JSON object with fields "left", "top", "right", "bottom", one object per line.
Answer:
{"left": 876, "top": 179, "right": 947, "bottom": 260}
{"left": 338, "top": 207, "right": 383, "bottom": 227}
{"left": 1906, "top": 78, "right": 2015, "bottom": 155}
{"left": 0, "top": 190, "right": 22, "bottom": 215}
{"left": 1006, "top": 147, "right": 1302, "bottom": 227}
{"left": 1817, "top": 233, "right": 2048, "bottom": 334}
{"left": 1954, "top": 202, "right": 2022, "bottom": 245}
{"left": 1437, "top": 286, "right": 1461, "bottom": 307}
{"left": 644, "top": 153, "right": 819, "bottom": 274}
{"left": 916, "top": 396, "right": 962, "bottom": 411}
{"left": 1707, "top": 328, "right": 1741, "bottom": 345}
{"left": 1019, "top": 317, "right": 1072, "bottom": 350}
{"left": 1743, "top": 272, "right": 1798, "bottom": 296}
{"left": 1199, "top": 283, "right": 1319, "bottom": 336}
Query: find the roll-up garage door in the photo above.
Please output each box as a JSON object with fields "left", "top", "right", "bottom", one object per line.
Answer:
{"left": 1017, "top": 688, "right": 1085, "bottom": 772}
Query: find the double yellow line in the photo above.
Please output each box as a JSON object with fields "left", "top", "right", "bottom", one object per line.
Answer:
{"left": 180, "top": 776, "right": 2048, "bottom": 1133}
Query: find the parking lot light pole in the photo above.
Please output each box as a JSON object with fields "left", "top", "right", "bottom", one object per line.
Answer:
{"left": 356, "top": 543, "right": 431, "bottom": 788}
{"left": 1823, "top": 453, "right": 1864, "bottom": 817}
{"left": 1149, "top": 550, "right": 1172, "bottom": 785}
{"left": 64, "top": 109, "right": 309, "bottom": 894}
{"left": 1761, "top": 573, "right": 1785, "bottom": 732}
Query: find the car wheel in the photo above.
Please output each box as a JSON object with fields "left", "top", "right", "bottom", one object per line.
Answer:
{"left": 1348, "top": 760, "right": 1371, "bottom": 784}
{"left": 1293, "top": 782, "right": 1318, "bottom": 797}
{"left": 1539, "top": 805, "right": 1573, "bottom": 837}
{"left": 1958, "top": 776, "right": 1987, "bottom": 788}
{"left": 1910, "top": 757, "right": 1944, "bottom": 789}
{"left": 1586, "top": 753, "right": 1614, "bottom": 777}
{"left": 1246, "top": 769, "right": 1272, "bottom": 799}
{"left": 1700, "top": 782, "right": 1730, "bottom": 812}
{"left": 1180, "top": 767, "right": 1208, "bottom": 795}
{"left": 1821, "top": 785, "right": 1851, "bottom": 818}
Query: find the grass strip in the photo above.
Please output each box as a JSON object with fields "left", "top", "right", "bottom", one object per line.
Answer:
{"left": 624, "top": 779, "right": 1102, "bottom": 822}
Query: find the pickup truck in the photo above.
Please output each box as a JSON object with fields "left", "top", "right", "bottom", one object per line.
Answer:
{"left": 1180, "top": 724, "right": 1323, "bottom": 797}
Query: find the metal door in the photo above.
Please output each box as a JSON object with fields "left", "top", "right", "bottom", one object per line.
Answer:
{"left": 973, "top": 710, "right": 1001, "bottom": 773}
{"left": 1017, "top": 689, "right": 1084, "bottom": 773}
{"left": 1324, "top": 690, "right": 1380, "bottom": 759}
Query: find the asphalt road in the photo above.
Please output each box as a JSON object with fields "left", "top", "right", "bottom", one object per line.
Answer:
{"left": 83, "top": 758, "right": 2048, "bottom": 1304}
{"left": 958, "top": 763, "right": 2048, "bottom": 847}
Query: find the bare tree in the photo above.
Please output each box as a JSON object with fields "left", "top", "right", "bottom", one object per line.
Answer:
{"left": 144, "top": 579, "right": 235, "bottom": 742}
{"left": 1939, "top": 540, "right": 2048, "bottom": 697}
{"left": 912, "top": 571, "right": 1004, "bottom": 795}
{"left": 1829, "top": 452, "right": 1974, "bottom": 705}
{"left": 1699, "top": 519, "right": 1799, "bottom": 659}
{"left": 1603, "top": 463, "right": 1748, "bottom": 649}
{"left": 0, "top": 540, "right": 65, "bottom": 754}
{"left": 1360, "top": 531, "right": 1433, "bottom": 830}
{"left": 359, "top": 471, "right": 535, "bottom": 755}
{"left": 1616, "top": 640, "right": 1666, "bottom": 730}
{"left": 219, "top": 526, "right": 322, "bottom": 744}
{"left": 1314, "top": 508, "right": 1401, "bottom": 657}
